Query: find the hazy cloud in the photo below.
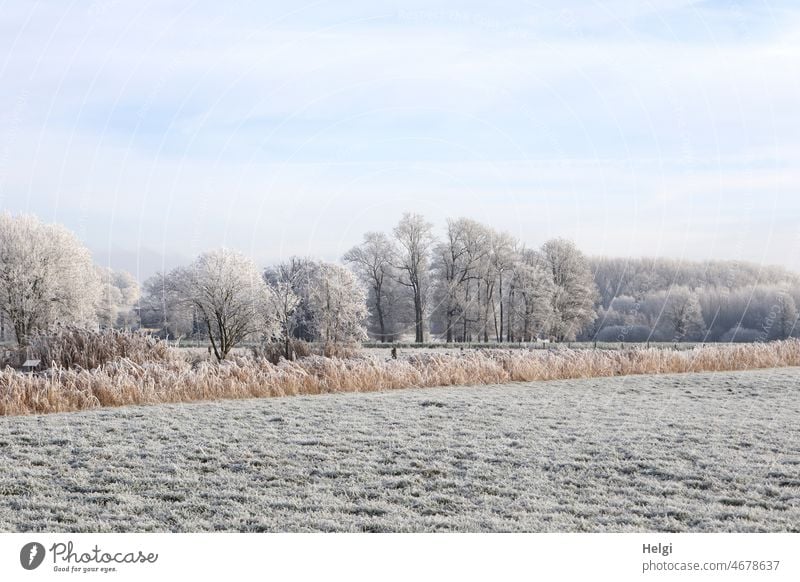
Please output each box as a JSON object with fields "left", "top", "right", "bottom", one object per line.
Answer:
{"left": 1, "top": 0, "right": 798, "bottom": 278}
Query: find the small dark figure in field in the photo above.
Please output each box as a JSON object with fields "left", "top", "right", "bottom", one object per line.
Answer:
{"left": 391, "top": 347, "right": 397, "bottom": 359}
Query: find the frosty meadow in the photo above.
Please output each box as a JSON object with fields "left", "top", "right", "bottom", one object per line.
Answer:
{"left": 2, "top": 367, "right": 798, "bottom": 532}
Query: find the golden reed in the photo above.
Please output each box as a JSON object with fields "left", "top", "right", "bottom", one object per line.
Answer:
{"left": 2, "top": 339, "right": 799, "bottom": 416}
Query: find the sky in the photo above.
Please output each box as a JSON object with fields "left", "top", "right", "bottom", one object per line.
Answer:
{"left": 1, "top": 0, "right": 799, "bottom": 280}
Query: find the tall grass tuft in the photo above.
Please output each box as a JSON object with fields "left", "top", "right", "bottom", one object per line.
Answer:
{"left": 0, "top": 327, "right": 173, "bottom": 370}
{"left": 2, "top": 339, "right": 799, "bottom": 416}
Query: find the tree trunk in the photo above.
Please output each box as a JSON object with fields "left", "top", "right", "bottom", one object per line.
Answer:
{"left": 493, "top": 304, "right": 499, "bottom": 343}
{"left": 462, "top": 285, "right": 471, "bottom": 341}
{"left": 206, "top": 320, "right": 223, "bottom": 362}
{"left": 414, "top": 292, "right": 424, "bottom": 343}
{"left": 523, "top": 313, "right": 530, "bottom": 343}
{"left": 498, "top": 275, "right": 504, "bottom": 343}
{"left": 375, "top": 286, "right": 386, "bottom": 343}
{"left": 14, "top": 323, "right": 27, "bottom": 347}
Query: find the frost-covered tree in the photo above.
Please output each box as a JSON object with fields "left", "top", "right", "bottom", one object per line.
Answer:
{"left": 635, "top": 281, "right": 800, "bottom": 343}
{"left": 97, "top": 276, "right": 123, "bottom": 330}
{"left": 96, "top": 267, "right": 140, "bottom": 329}
{"left": 0, "top": 311, "right": 9, "bottom": 342}
{"left": 264, "top": 257, "right": 317, "bottom": 342}
{"left": 541, "top": 238, "right": 597, "bottom": 341}
{"left": 173, "top": 248, "right": 270, "bottom": 361}
{"left": 475, "top": 237, "right": 497, "bottom": 343}
{"left": 0, "top": 213, "right": 101, "bottom": 345}
{"left": 642, "top": 287, "right": 705, "bottom": 341}
{"left": 377, "top": 277, "right": 413, "bottom": 342}
{"left": 662, "top": 287, "right": 705, "bottom": 341}
{"left": 770, "top": 291, "right": 798, "bottom": 340}
{"left": 490, "top": 230, "right": 517, "bottom": 342}
{"left": 139, "top": 271, "right": 197, "bottom": 339}
{"left": 509, "top": 249, "right": 555, "bottom": 341}
{"left": 431, "top": 218, "right": 489, "bottom": 342}
{"left": 265, "top": 258, "right": 369, "bottom": 346}
{"left": 343, "top": 232, "right": 396, "bottom": 342}
{"left": 263, "top": 268, "right": 302, "bottom": 359}
{"left": 393, "top": 213, "right": 436, "bottom": 342}
{"left": 591, "top": 256, "right": 800, "bottom": 309}
{"left": 306, "top": 262, "right": 368, "bottom": 345}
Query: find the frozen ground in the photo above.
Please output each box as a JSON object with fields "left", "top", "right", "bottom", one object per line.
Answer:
{"left": 1, "top": 368, "right": 798, "bottom": 532}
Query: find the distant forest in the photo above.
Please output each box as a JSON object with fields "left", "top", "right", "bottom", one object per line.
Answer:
{"left": 588, "top": 258, "right": 799, "bottom": 343}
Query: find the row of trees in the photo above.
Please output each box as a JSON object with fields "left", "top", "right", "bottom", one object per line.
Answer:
{"left": 343, "top": 214, "right": 597, "bottom": 343}
{"left": 140, "top": 253, "right": 368, "bottom": 360}
{"left": 136, "top": 213, "right": 598, "bottom": 356}
{"left": 0, "top": 214, "right": 368, "bottom": 359}
{"left": 344, "top": 217, "right": 800, "bottom": 344}
{"left": 3, "top": 212, "right": 799, "bottom": 359}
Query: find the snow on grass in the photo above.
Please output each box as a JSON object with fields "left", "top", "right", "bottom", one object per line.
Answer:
{"left": 0, "top": 368, "right": 798, "bottom": 532}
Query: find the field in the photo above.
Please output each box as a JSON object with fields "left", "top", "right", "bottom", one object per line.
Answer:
{"left": 1, "top": 367, "right": 798, "bottom": 532}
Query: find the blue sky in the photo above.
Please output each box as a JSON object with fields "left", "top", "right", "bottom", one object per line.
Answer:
{"left": 1, "top": 0, "right": 799, "bottom": 279}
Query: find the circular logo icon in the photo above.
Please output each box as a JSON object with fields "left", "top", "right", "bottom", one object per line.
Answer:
{"left": 20, "top": 542, "right": 46, "bottom": 570}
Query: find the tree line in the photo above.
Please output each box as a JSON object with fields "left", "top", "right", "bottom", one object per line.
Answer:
{"left": 342, "top": 214, "right": 596, "bottom": 344}
{"left": 2, "top": 212, "right": 799, "bottom": 360}
{"left": 589, "top": 257, "right": 800, "bottom": 342}
{"left": 342, "top": 215, "right": 800, "bottom": 345}
{"left": 143, "top": 254, "right": 368, "bottom": 361}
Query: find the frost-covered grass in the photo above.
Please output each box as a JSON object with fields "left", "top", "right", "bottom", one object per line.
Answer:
{"left": 1, "top": 368, "right": 798, "bottom": 532}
